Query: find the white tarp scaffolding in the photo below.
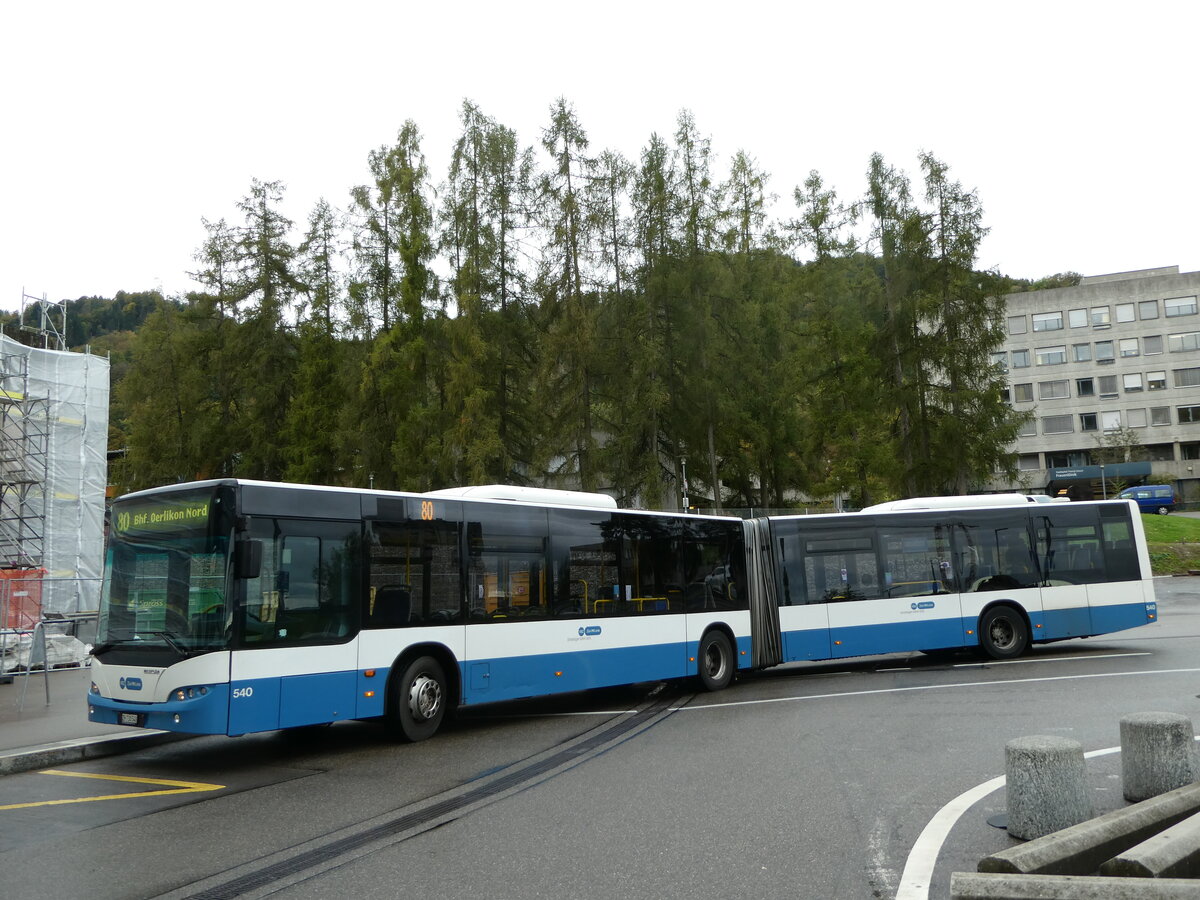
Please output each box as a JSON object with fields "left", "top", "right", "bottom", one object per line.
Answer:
{"left": 1, "top": 333, "right": 109, "bottom": 615}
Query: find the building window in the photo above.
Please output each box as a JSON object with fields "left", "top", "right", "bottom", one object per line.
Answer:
{"left": 1148, "top": 371, "right": 1167, "bottom": 391}
{"left": 1013, "top": 382, "right": 1034, "bottom": 402}
{"left": 1182, "top": 442, "right": 1200, "bottom": 460}
{"left": 1017, "top": 419, "right": 1038, "bottom": 437}
{"left": 1127, "top": 408, "right": 1148, "bottom": 428}
{"left": 1145, "top": 335, "right": 1164, "bottom": 355}
{"left": 1072, "top": 343, "right": 1092, "bottom": 363}
{"left": 1116, "top": 303, "right": 1136, "bottom": 323}
{"left": 1179, "top": 406, "right": 1200, "bottom": 424}
{"left": 1007, "top": 315, "right": 1027, "bottom": 335}
{"left": 1146, "top": 444, "right": 1176, "bottom": 461}
{"left": 1120, "top": 338, "right": 1139, "bottom": 358}
{"left": 1099, "top": 375, "right": 1118, "bottom": 398}
{"left": 1011, "top": 349, "right": 1030, "bottom": 368}
{"left": 1175, "top": 368, "right": 1200, "bottom": 388}
{"left": 1091, "top": 306, "right": 1111, "bottom": 327}
{"left": 1047, "top": 452, "right": 1081, "bottom": 468}
{"left": 1123, "top": 373, "right": 1144, "bottom": 392}
{"left": 1151, "top": 407, "right": 1171, "bottom": 425}
{"left": 1033, "top": 312, "right": 1064, "bottom": 332}
{"left": 1035, "top": 346, "right": 1067, "bottom": 366}
{"left": 1076, "top": 377, "right": 1095, "bottom": 396}
{"left": 1018, "top": 453, "right": 1041, "bottom": 470}
{"left": 1042, "top": 415, "right": 1074, "bottom": 434}
{"left": 991, "top": 351, "right": 1008, "bottom": 370}
{"left": 1165, "top": 296, "right": 1198, "bottom": 318}
{"left": 1102, "top": 411, "right": 1121, "bottom": 431}
{"left": 1068, "top": 308, "right": 1087, "bottom": 328}
{"left": 1080, "top": 412, "right": 1098, "bottom": 431}
{"left": 1139, "top": 300, "right": 1160, "bottom": 320}
{"left": 1169, "top": 332, "right": 1200, "bottom": 353}
{"left": 1095, "top": 340, "right": 1115, "bottom": 362}
{"left": 1038, "top": 380, "right": 1069, "bottom": 400}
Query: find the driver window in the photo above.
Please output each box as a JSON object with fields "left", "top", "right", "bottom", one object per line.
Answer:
{"left": 242, "top": 519, "right": 360, "bottom": 645}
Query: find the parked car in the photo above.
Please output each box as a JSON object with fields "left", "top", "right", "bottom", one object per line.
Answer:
{"left": 1118, "top": 484, "right": 1178, "bottom": 515}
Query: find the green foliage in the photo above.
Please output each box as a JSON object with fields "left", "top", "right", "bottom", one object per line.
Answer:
{"left": 96, "top": 99, "right": 1025, "bottom": 509}
{"left": 999, "top": 272, "right": 1083, "bottom": 293}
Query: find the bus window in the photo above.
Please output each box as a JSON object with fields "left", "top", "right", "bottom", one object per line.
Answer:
{"left": 368, "top": 514, "right": 462, "bottom": 627}
{"left": 771, "top": 521, "right": 806, "bottom": 606}
{"left": 802, "top": 527, "right": 879, "bottom": 603}
{"left": 1099, "top": 504, "right": 1142, "bottom": 581}
{"left": 680, "top": 519, "right": 746, "bottom": 611}
{"left": 954, "top": 511, "right": 1037, "bottom": 591}
{"left": 242, "top": 519, "right": 360, "bottom": 644}
{"left": 879, "top": 523, "right": 955, "bottom": 597}
{"left": 466, "top": 503, "right": 548, "bottom": 620}
{"left": 1034, "top": 505, "right": 1104, "bottom": 585}
{"left": 548, "top": 508, "right": 620, "bottom": 616}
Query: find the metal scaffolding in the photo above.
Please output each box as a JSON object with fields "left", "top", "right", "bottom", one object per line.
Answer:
{"left": 0, "top": 324, "right": 109, "bottom": 615}
{"left": 0, "top": 345, "right": 50, "bottom": 569}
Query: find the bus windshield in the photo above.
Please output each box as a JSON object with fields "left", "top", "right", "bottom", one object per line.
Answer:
{"left": 97, "top": 486, "right": 235, "bottom": 657}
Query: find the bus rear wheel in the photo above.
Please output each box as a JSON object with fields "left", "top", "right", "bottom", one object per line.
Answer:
{"left": 697, "top": 630, "right": 734, "bottom": 691}
{"left": 979, "top": 606, "right": 1028, "bottom": 660}
{"left": 391, "top": 655, "right": 447, "bottom": 742}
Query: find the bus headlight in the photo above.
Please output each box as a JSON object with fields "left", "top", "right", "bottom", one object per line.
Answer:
{"left": 172, "top": 686, "right": 212, "bottom": 702}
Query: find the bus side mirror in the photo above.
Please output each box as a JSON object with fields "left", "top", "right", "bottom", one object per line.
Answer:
{"left": 234, "top": 538, "right": 262, "bottom": 579}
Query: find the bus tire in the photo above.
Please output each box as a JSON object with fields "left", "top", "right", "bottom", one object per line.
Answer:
{"left": 391, "top": 655, "right": 447, "bottom": 742}
{"left": 697, "top": 630, "right": 734, "bottom": 691}
{"left": 979, "top": 606, "right": 1028, "bottom": 660}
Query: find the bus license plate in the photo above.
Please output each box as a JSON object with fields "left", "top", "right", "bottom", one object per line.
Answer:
{"left": 119, "top": 712, "right": 143, "bottom": 727}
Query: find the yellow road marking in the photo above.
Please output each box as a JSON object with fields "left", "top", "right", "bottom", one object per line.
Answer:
{"left": 0, "top": 769, "right": 225, "bottom": 811}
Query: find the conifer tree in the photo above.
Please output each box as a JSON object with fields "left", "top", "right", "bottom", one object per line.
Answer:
{"left": 534, "top": 98, "right": 599, "bottom": 490}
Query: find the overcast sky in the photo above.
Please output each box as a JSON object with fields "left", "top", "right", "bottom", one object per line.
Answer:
{"left": 2, "top": 0, "right": 1197, "bottom": 314}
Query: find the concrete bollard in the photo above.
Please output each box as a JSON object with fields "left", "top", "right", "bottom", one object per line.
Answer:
{"left": 1120, "top": 711, "right": 1195, "bottom": 802}
{"left": 1005, "top": 735, "right": 1094, "bottom": 841}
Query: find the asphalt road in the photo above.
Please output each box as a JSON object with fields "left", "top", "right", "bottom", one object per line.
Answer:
{"left": 4, "top": 577, "right": 1199, "bottom": 900}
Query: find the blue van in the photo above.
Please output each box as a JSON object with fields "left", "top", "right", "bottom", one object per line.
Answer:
{"left": 1118, "top": 484, "right": 1177, "bottom": 515}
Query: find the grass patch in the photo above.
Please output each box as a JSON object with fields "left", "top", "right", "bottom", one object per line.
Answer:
{"left": 1142, "top": 514, "right": 1200, "bottom": 575}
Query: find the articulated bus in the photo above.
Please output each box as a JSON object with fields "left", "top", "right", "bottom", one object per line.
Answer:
{"left": 89, "top": 481, "right": 1157, "bottom": 741}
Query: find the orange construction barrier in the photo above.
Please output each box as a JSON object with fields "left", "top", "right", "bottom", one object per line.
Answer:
{"left": 1, "top": 568, "right": 45, "bottom": 629}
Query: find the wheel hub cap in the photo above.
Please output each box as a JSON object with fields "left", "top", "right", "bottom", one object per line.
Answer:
{"left": 409, "top": 674, "right": 442, "bottom": 722}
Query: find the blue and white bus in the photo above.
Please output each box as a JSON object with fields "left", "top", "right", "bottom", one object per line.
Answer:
{"left": 89, "top": 481, "right": 1156, "bottom": 740}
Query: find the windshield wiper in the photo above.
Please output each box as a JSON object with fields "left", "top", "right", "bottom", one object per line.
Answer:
{"left": 152, "top": 632, "right": 193, "bottom": 657}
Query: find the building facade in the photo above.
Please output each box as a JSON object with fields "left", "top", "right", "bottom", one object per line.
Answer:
{"left": 995, "top": 266, "right": 1200, "bottom": 501}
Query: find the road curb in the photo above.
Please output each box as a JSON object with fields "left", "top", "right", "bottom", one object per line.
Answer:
{"left": 0, "top": 730, "right": 193, "bottom": 777}
{"left": 952, "top": 872, "right": 1200, "bottom": 899}
{"left": 979, "top": 781, "right": 1200, "bottom": 876}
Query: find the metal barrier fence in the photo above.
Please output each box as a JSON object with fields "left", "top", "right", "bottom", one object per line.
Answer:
{"left": 1, "top": 577, "right": 99, "bottom": 676}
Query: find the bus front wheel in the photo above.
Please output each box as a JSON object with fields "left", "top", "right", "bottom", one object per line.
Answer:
{"left": 979, "top": 606, "right": 1028, "bottom": 660}
{"left": 391, "top": 655, "right": 447, "bottom": 742}
{"left": 697, "top": 630, "right": 734, "bottom": 691}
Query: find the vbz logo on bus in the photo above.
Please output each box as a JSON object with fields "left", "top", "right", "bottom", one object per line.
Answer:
{"left": 578, "top": 625, "right": 602, "bottom": 637}
{"left": 119, "top": 677, "right": 143, "bottom": 691}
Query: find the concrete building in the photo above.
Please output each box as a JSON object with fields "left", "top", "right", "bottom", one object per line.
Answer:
{"left": 995, "top": 265, "right": 1200, "bottom": 501}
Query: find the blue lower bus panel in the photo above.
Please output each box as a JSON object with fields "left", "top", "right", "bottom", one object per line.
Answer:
{"left": 89, "top": 687, "right": 230, "bottom": 735}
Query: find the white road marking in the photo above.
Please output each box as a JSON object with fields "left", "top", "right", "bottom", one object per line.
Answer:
{"left": 670, "top": 666, "right": 1200, "bottom": 711}
{"left": 879, "top": 651, "right": 1150, "bottom": 674}
{"left": 951, "top": 651, "right": 1150, "bottom": 668}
